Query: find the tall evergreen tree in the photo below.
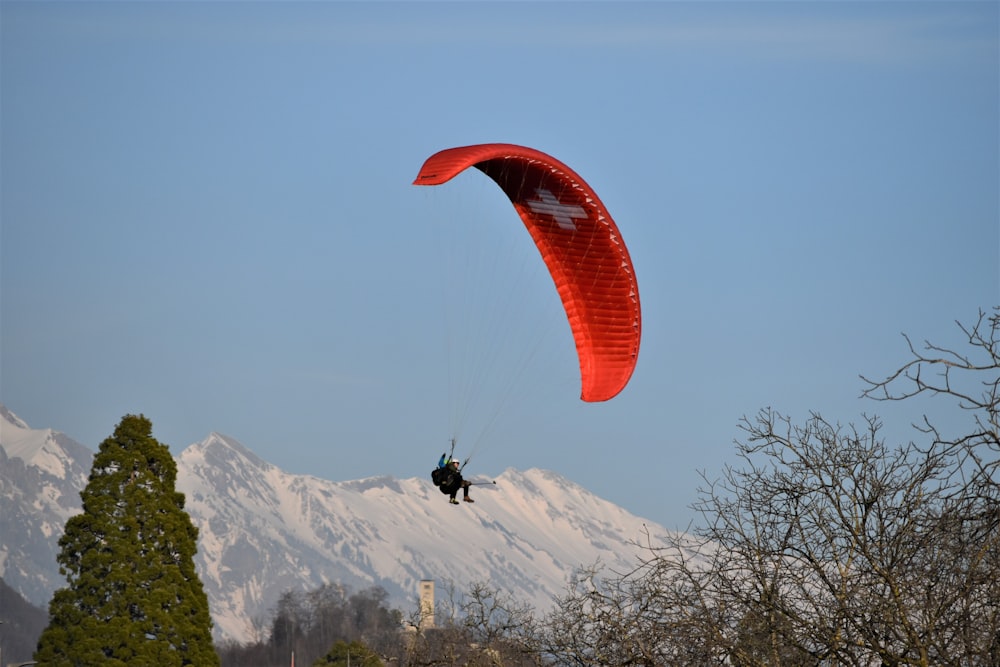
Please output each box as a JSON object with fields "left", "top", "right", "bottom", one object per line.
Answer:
{"left": 35, "top": 414, "right": 219, "bottom": 666}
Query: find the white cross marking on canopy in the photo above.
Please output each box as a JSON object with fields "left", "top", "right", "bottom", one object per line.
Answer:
{"left": 526, "top": 188, "right": 587, "bottom": 231}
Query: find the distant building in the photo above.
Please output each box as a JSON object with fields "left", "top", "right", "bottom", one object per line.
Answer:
{"left": 419, "top": 579, "right": 435, "bottom": 629}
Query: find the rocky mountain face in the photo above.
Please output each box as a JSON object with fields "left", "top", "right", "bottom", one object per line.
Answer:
{"left": 0, "top": 406, "right": 674, "bottom": 644}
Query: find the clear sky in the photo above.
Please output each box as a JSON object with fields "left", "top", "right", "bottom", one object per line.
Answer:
{"left": 2, "top": 1, "right": 997, "bottom": 529}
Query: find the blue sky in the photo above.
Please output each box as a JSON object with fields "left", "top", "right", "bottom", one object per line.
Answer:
{"left": 2, "top": 1, "right": 997, "bottom": 529}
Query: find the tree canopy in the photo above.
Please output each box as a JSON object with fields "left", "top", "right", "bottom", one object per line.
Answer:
{"left": 34, "top": 414, "right": 218, "bottom": 666}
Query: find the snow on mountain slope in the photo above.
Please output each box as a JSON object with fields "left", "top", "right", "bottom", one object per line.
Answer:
{"left": 0, "top": 406, "right": 92, "bottom": 605}
{"left": 1, "top": 406, "right": 679, "bottom": 645}
{"left": 0, "top": 404, "right": 90, "bottom": 483}
{"left": 176, "top": 434, "right": 676, "bottom": 643}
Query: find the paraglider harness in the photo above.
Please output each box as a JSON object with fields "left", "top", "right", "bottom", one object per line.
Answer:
{"left": 431, "top": 463, "right": 456, "bottom": 492}
{"left": 431, "top": 439, "right": 467, "bottom": 494}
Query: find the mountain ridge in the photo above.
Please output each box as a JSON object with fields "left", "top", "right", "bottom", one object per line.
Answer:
{"left": 0, "top": 405, "right": 675, "bottom": 644}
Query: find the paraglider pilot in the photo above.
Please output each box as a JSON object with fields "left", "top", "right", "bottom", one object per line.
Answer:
{"left": 433, "top": 453, "right": 473, "bottom": 504}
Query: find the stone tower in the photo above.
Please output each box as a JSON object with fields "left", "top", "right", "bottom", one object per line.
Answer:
{"left": 419, "top": 579, "right": 435, "bottom": 628}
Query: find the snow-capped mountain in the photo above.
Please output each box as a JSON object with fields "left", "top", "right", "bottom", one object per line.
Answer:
{"left": 1, "top": 406, "right": 677, "bottom": 644}
{"left": 0, "top": 405, "right": 92, "bottom": 605}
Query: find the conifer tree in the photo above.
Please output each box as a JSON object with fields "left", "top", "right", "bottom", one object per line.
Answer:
{"left": 35, "top": 414, "right": 219, "bottom": 666}
{"left": 312, "top": 639, "right": 383, "bottom": 667}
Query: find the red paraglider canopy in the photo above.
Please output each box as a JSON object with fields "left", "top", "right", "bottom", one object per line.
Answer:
{"left": 414, "top": 143, "right": 640, "bottom": 402}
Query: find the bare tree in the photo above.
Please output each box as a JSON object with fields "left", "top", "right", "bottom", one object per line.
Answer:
{"left": 860, "top": 307, "right": 999, "bottom": 532}
{"left": 399, "top": 579, "right": 476, "bottom": 667}
{"left": 540, "top": 559, "right": 721, "bottom": 666}
{"left": 860, "top": 308, "right": 999, "bottom": 455}
{"left": 461, "top": 582, "right": 543, "bottom": 666}
{"left": 537, "top": 309, "right": 999, "bottom": 666}
{"left": 859, "top": 307, "right": 1000, "bottom": 664}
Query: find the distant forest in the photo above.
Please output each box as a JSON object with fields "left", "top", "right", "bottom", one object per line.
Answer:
{"left": 216, "top": 583, "right": 404, "bottom": 667}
